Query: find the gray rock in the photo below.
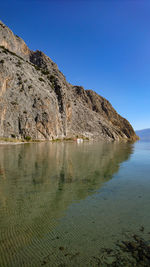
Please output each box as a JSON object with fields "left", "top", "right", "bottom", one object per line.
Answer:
{"left": 0, "top": 20, "right": 138, "bottom": 141}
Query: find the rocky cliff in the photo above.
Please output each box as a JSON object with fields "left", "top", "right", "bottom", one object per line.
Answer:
{"left": 0, "top": 20, "right": 138, "bottom": 141}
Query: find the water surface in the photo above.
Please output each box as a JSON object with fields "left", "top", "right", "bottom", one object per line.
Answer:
{"left": 0, "top": 141, "right": 150, "bottom": 266}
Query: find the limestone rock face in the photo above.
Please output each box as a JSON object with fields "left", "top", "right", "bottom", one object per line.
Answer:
{"left": 0, "top": 21, "right": 30, "bottom": 59}
{"left": 0, "top": 20, "right": 138, "bottom": 141}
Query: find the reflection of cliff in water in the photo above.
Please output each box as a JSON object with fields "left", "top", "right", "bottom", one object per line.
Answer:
{"left": 0, "top": 142, "right": 133, "bottom": 263}
{"left": 0, "top": 142, "right": 133, "bottom": 216}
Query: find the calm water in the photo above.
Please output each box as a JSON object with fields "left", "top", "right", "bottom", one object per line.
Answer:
{"left": 0, "top": 141, "right": 150, "bottom": 266}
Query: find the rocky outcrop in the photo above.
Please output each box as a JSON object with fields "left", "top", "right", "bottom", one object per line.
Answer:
{"left": 0, "top": 20, "right": 138, "bottom": 141}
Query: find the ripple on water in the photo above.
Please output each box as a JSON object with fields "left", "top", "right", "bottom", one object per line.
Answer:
{"left": 0, "top": 141, "right": 150, "bottom": 266}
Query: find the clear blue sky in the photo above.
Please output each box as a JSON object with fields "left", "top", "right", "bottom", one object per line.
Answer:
{"left": 1, "top": 0, "right": 150, "bottom": 130}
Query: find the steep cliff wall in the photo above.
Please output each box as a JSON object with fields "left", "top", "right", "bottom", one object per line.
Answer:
{"left": 0, "top": 20, "right": 138, "bottom": 141}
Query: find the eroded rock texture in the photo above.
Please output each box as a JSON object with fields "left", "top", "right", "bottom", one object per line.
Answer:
{"left": 0, "top": 20, "right": 138, "bottom": 141}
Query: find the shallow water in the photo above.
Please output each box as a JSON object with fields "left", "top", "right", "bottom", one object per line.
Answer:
{"left": 0, "top": 141, "right": 150, "bottom": 266}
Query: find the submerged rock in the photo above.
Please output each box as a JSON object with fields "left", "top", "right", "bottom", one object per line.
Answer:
{"left": 0, "top": 20, "right": 138, "bottom": 141}
{"left": 94, "top": 234, "right": 150, "bottom": 267}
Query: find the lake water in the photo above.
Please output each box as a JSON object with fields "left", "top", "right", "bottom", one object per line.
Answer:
{"left": 0, "top": 141, "right": 150, "bottom": 266}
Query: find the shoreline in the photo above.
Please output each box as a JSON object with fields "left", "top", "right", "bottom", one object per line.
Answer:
{"left": 0, "top": 136, "right": 139, "bottom": 145}
{"left": 0, "top": 137, "right": 89, "bottom": 145}
{"left": 0, "top": 141, "right": 29, "bottom": 145}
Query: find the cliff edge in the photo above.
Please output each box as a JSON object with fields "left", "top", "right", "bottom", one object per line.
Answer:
{"left": 0, "top": 21, "right": 138, "bottom": 141}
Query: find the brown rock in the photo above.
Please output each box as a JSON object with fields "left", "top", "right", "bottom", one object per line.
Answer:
{"left": 0, "top": 20, "right": 138, "bottom": 141}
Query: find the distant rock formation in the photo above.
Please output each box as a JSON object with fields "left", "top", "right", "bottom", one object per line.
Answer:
{"left": 0, "top": 20, "right": 138, "bottom": 141}
{"left": 136, "top": 129, "right": 150, "bottom": 141}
